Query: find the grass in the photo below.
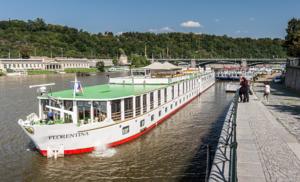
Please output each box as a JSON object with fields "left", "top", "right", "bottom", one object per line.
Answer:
{"left": 27, "top": 69, "right": 56, "bottom": 75}
{"left": 64, "top": 68, "right": 99, "bottom": 73}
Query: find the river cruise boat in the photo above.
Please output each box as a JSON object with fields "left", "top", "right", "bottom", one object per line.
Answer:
{"left": 215, "top": 70, "right": 255, "bottom": 81}
{"left": 18, "top": 64, "right": 215, "bottom": 158}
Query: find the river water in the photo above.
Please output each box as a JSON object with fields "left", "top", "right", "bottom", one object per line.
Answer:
{"left": 0, "top": 73, "right": 233, "bottom": 181}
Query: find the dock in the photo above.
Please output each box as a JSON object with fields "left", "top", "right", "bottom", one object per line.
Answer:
{"left": 209, "top": 93, "right": 300, "bottom": 181}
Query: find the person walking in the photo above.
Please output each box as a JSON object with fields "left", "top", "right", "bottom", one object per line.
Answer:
{"left": 264, "top": 82, "right": 270, "bottom": 102}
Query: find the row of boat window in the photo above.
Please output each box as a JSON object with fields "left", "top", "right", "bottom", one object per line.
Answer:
{"left": 41, "top": 77, "right": 203, "bottom": 124}
{"left": 121, "top": 92, "right": 197, "bottom": 135}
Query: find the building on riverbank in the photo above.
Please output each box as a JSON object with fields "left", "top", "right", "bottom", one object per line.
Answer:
{"left": 0, "top": 57, "right": 113, "bottom": 72}
{"left": 285, "top": 59, "right": 300, "bottom": 92}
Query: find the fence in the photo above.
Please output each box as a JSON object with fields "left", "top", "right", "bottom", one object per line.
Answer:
{"left": 208, "top": 90, "right": 239, "bottom": 182}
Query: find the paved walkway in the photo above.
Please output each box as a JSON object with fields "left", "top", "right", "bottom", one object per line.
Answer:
{"left": 237, "top": 96, "right": 300, "bottom": 182}
{"left": 254, "top": 81, "right": 300, "bottom": 141}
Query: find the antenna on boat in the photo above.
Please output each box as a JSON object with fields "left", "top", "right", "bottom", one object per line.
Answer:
{"left": 29, "top": 83, "right": 55, "bottom": 96}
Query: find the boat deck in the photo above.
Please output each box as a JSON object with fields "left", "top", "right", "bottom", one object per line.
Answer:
{"left": 48, "top": 84, "right": 167, "bottom": 100}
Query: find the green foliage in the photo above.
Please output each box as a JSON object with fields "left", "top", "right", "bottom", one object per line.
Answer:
{"left": 27, "top": 70, "right": 56, "bottom": 75}
{"left": 0, "top": 18, "right": 287, "bottom": 59}
{"left": 96, "top": 61, "right": 105, "bottom": 72}
{"left": 112, "top": 57, "right": 118, "bottom": 65}
{"left": 0, "top": 70, "right": 5, "bottom": 76}
{"left": 285, "top": 18, "right": 300, "bottom": 57}
{"left": 130, "top": 54, "right": 150, "bottom": 68}
{"left": 64, "top": 68, "right": 98, "bottom": 73}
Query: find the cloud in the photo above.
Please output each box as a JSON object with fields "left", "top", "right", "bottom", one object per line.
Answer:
{"left": 180, "top": 20, "right": 201, "bottom": 28}
{"left": 148, "top": 26, "right": 174, "bottom": 33}
{"left": 235, "top": 30, "right": 241, "bottom": 34}
{"left": 160, "top": 27, "right": 174, "bottom": 32}
{"left": 249, "top": 17, "right": 255, "bottom": 21}
{"left": 116, "top": 32, "right": 123, "bottom": 35}
{"left": 214, "top": 18, "right": 220, "bottom": 22}
{"left": 235, "top": 30, "right": 249, "bottom": 34}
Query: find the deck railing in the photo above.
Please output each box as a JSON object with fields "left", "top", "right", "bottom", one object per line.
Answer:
{"left": 111, "top": 111, "right": 121, "bottom": 121}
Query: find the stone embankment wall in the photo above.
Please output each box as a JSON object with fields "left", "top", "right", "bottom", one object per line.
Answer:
{"left": 285, "top": 59, "right": 300, "bottom": 92}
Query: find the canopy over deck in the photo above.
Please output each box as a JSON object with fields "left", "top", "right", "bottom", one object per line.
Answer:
{"left": 47, "top": 84, "right": 166, "bottom": 100}
{"left": 143, "top": 62, "right": 181, "bottom": 71}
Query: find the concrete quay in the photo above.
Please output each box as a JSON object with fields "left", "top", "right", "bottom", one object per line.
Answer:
{"left": 236, "top": 95, "right": 300, "bottom": 182}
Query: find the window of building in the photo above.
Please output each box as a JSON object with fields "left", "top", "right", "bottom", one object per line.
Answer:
{"left": 135, "top": 96, "right": 141, "bottom": 116}
{"left": 140, "top": 119, "right": 145, "bottom": 127}
{"left": 122, "top": 126, "right": 130, "bottom": 135}
{"left": 158, "top": 90, "right": 161, "bottom": 106}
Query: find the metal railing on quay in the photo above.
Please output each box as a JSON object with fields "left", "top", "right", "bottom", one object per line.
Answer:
{"left": 228, "top": 90, "right": 239, "bottom": 182}
{"left": 207, "top": 89, "right": 239, "bottom": 182}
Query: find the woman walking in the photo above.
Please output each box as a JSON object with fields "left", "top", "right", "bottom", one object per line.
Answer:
{"left": 264, "top": 82, "right": 270, "bottom": 102}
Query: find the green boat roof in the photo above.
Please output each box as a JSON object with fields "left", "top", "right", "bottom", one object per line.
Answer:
{"left": 48, "top": 84, "right": 167, "bottom": 100}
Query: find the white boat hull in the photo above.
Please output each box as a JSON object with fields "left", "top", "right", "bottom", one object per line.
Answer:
{"left": 19, "top": 72, "right": 215, "bottom": 157}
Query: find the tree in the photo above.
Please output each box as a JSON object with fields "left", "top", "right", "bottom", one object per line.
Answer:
{"left": 285, "top": 18, "right": 300, "bottom": 57}
{"left": 130, "top": 54, "right": 150, "bottom": 68}
{"left": 96, "top": 61, "right": 105, "bottom": 72}
{"left": 20, "top": 47, "right": 31, "bottom": 58}
{"left": 112, "top": 57, "right": 118, "bottom": 65}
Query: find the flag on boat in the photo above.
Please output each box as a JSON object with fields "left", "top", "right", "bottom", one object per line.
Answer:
{"left": 73, "top": 76, "right": 84, "bottom": 96}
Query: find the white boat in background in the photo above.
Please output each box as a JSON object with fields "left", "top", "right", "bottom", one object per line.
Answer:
{"left": 225, "top": 83, "right": 240, "bottom": 92}
{"left": 216, "top": 70, "right": 255, "bottom": 81}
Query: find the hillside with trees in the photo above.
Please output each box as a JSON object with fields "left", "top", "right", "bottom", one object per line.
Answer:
{"left": 0, "top": 18, "right": 287, "bottom": 59}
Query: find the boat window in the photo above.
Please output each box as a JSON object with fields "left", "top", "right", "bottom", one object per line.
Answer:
{"left": 165, "top": 107, "right": 168, "bottom": 113}
{"left": 140, "top": 119, "right": 145, "bottom": 127}
{"left": 150, "top": 92, "right": 154, "bottom": 110}
{"left": 172, "top": 86, "right": 174, "bottom": 99}
{"left": 143, "top": 94, "right": 147, "bottom": 113}
{"left": 124, "top": 98, "right": 133, "bottom": 119}
{"left": 64, "top": 100, "right": 73, "bottom": 111}
{"left": 164, "top": 88, "right": 167, "bottom": 103}
{"left": 77, "top": 101, "right": 91, "bottom": 124}
{"left": 122, "top": 126, "right": 129, "bottom": 135}
{"left": 93, "top": 101, "right": 107, "bottom": 122}
{"left": 159, "top": 110, "right": 162, "bottom": 117}
{"left": 41, "top": 99, "right": 49, "bottom": 115}
{"left": 135, "top": 96, "right": 141, "bottom": 116}
{"left": 158, "top": 90, "right": 161, "bottom": 106}
{"left": 151, "top": 114, "right": 154, "bottom": 121}
{"left": 177, "top": 84, "right": 180, "bottom": 96}
{"left": 111, "top": 100, "right": 121, "bottom": 121}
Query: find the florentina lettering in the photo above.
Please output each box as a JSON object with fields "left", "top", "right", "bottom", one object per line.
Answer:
{"left": 48, "top": 132, "right": 89, "bottom": 140}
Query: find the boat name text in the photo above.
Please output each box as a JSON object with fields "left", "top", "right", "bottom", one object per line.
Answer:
{"left": 48, "top": 132, "right": 89, "bottom": 140}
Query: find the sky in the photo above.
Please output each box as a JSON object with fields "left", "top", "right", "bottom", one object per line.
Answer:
{"left": 0, "top": 0, "right": 299, "bottom": 38}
